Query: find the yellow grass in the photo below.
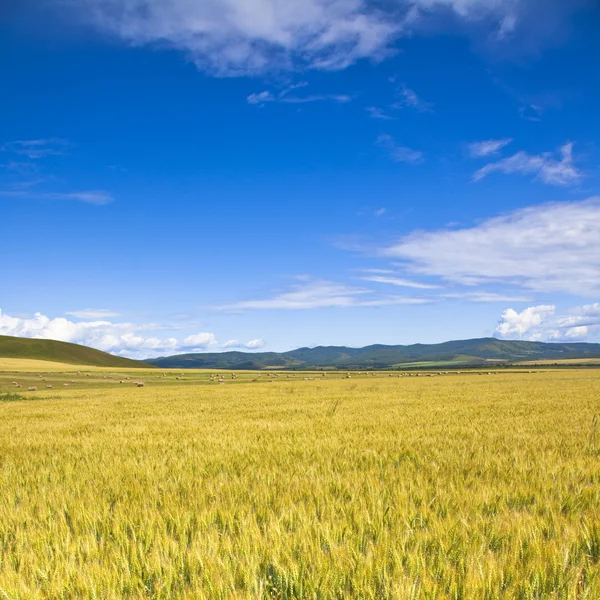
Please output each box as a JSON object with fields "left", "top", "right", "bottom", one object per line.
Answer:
{"left": 0, "top": 357, "right": 158, "bottom": 373}
{"left": 0, "top": 357, "right": 235, "bottom": 375}
{"left": 1, "top": 370, "right": 599, "bottom": 599}
{"left": 0, "top": 357, "right": 102, "bottom": 372}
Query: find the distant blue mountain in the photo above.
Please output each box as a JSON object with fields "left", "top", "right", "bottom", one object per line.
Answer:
{"left": 148, "top": 338, "right": 600, "bottom": 370}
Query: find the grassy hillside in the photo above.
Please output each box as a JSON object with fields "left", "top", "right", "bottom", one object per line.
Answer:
{"left": 0, "top": 335, "right": 151, "bottom": 368}
{"left": 149, "top": 337, "right": 600, "bottom": 370}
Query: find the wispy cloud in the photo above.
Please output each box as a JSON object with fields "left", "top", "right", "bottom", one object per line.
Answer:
{"left": 1, "top": 138, "right": 70, "bottom": 159}
{"left": 491, "top": 75, "right": 564, "bottom": 122}
{"left": 66, "top": 309, "right": 123, "bottom": 319}
{"left": 357, "top": 268, "right": 397, "bottom": 275}
{"left": 247, "top": 91, "right": 275, "bottom": 105}
{"left": 366, "top": 107, "right": 395, "bottom": 120}
{"left": 217, "top": 279, "right": 430, "bottom": 311}
{"left": 0, "top": 189, "right": 114, "bottom": 205}
{"left": 473, "top": 142, "right": 582, "bottom": 186}
{"left": 1, "top": 161, "right": 39, "bottom": 175}
{"left": 282, "top": 94, "right": 353, "bottom": 104}
{"left": 1, "top": 138, "right": 114, "bottom": 205}
{"left": 518, "top": 104, "right": 544, "bottom": 122}
{"left": 367, "top": 82, "right": 432, "bottom": 120}
{"left": 383, "top": 198, "right": 600, "bottom": 295}
{"left": 361, "top": 275, "right": 440, "bottom": 290}
{"left": 468, "top": 138, "right": 513, "bottom": 158}
{"left": 248, "top": 84, "right": 352, "bottom": 105}
{"left": 393, "top": 85, "right": 434, "bottom": 113}
{"left": 377, "top": 134, "right": 424, "bottom": 164}
{"left": 444, "top": 291, "right": 533, "bottom": 303}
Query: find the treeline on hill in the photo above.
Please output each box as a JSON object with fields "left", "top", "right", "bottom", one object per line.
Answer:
{"left": 148, "top": 338, "right": 600, "bottom": 370}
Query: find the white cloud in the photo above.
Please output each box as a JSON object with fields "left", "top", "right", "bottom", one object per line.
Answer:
{"left": 377, "top": 134, "right": 424, "bottom": 164}
{"left": 495, "top": 305, "right": 556, "bottom": 338}
{"left": 1, "top": 139, "right": 70, "bottom": 159}
{"left": 384, "top": 198, "right": 600, "bottom": 296}
{"left": 560, "top": 325, "right": 589, "bottom": 340}
{"left": 0, "top": 308, "right": 262, "bottom": 358}
{"left": 183, "top": 332, "right": 217, "bottom": 349}
{"left": 66, "top": 309, "right": 123, "bottom": 319}
{"left": 495, "top": 303, "right": 600, "bottom": 342}
{"left": 374, "top": 207, "right": 387, "bottom": 217}
{"left": 0, "top": 309, "right": 178, "bottom": 355}
{"left": 473, "top": 142, "right": 582, "bottom": 186}
{"left": 218, "top": 279, "right": 430, "bottom": 311}
{"left": 0, "top": 189, "right": 114, "bottom": 205}
{"left": 245, "top": 338, "right": 266, "bottom": 349}
{"left": 468, "top": 138, "right": 513, "bottom": 157}
{"left": 67, "top": 0, "right": 400, "bottom": 75}
{"left": 60, "top": 0, "right": 576, "bottom": 76}
{"left": 223, "top": 338, "right": 266, "bottom": 349}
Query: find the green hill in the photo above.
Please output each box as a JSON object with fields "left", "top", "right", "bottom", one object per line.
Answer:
{"left": 0, "top": 335, "right": 151, "bottom": 368}
{"left": 148, "top": 338, "right": 600, "bottom": 370}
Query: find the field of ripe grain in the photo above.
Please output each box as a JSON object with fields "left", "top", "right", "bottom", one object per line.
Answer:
{"left": 1, "top": 370, "right": 599, "bottom": 599}
{"left": 517, "top": 358, "right": 600, "bottom": 366}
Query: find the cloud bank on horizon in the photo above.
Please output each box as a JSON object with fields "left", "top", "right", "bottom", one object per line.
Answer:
{"left": 3, "top": 299, "right": 600, "bottom": 360}
{"left": 0, "top": 309, "right": 264, "bottom": 359}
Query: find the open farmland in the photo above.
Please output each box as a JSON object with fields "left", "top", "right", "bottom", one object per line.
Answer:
{"left": 516, "top": 358, "right": 600, "bottom": 366}
{"left": 1, "top": 363, "right": 599, "bottom": 599}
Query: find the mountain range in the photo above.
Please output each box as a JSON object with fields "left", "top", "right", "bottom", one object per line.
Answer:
{"left": 2, "top": 335, "right": 600, "bottom": 370}
{"left": 147, "top": 338, "right": 600, "bottom": 370}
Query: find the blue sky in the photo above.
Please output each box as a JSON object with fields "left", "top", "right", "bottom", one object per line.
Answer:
{"left": 2, "top": 0, "right": 600, "bottom": 358}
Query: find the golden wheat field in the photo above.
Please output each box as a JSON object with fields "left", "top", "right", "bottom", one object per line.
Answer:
{"left": 1, "top": 365, "right": 599, "bottom": 599}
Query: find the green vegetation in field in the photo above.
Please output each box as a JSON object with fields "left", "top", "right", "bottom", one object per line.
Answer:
{"left": 392, "top": 355, "right": 481, "bottom": 368}
{"left": 517, "top": 358, "right": 600, "bottom": 366}
{"left": 1, "top": 370, "right": 599, "bottom": 599}
{"left": 0, "top": 392, "right": 23, "bottom": 402}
